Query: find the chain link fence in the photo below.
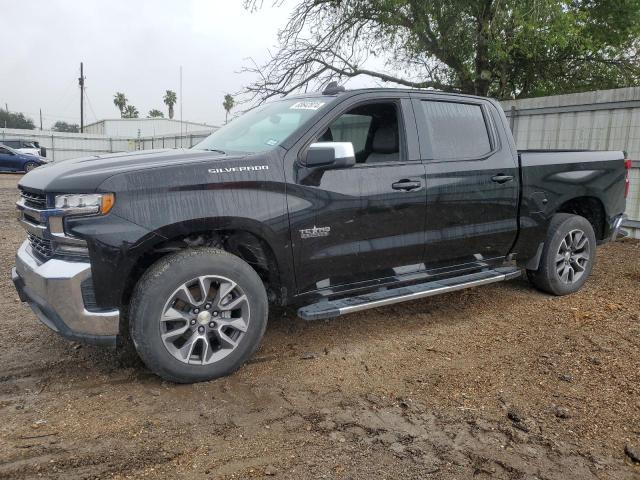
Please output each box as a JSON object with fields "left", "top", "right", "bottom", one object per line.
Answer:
{"left": 0, "top": 128, "right": 214, "bottom": 162}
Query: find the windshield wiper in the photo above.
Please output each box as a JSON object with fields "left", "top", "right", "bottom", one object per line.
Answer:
{"left": 203, "top": 148, "right": 226, "bottom": 155}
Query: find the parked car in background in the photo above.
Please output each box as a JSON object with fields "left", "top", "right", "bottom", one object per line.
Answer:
{"left": 0, "top": 144, "right": 48, "bottom": 172}
{"left": 1, "top": 139, "right": 45, "bottom": 157}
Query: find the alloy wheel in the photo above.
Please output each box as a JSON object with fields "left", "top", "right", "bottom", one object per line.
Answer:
{"left": 555, "top": 229, "right": 590, "bottom": 284}
{"left": 160, "top": 275, "right": 250, "bottom": 365}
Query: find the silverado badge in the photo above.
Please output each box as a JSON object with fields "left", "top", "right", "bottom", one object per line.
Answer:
{"left": 208, "top": 165, "right": 269, "bottom": 174}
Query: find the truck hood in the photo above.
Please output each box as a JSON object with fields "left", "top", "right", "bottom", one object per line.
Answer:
{"left": 19, "top": 149, "right": 243, "bottom": 193}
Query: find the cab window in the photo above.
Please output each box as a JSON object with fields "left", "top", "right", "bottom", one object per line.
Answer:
{"left": 318, "top": 102, "right": 402, "bottom": 164}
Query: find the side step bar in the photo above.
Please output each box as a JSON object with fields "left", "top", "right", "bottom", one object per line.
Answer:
{"left": 297, "top": 267, "right": 521, "bottom": 321}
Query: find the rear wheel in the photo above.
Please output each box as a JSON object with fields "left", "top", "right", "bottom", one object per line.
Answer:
{"left": 23, "top": 161, "right": 38, "bottom": 173}
{"left": 527, "top": 213, "right": 596, "bottom": 295}
{"left": 130, "top": 248, "right": 268, "bottom": 383}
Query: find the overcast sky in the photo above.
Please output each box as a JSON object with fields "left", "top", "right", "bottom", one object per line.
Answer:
{"left": 0, "top": 0, "right": 307, "bottom": 128}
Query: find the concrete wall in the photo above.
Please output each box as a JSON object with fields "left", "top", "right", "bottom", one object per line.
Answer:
{"left": 502, "top": 87, "right": 640, "bottom": 238}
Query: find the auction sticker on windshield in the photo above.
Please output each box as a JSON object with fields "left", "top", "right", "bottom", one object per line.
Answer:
{"left": 290, "top": 101, "right": 325, "bottom": 110}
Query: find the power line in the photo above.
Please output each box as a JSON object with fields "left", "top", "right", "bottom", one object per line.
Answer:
{"left": 5, "top": 109, "right": 80, "bottom": 122}
{"left": 49, "top": 77, "right": 79, "bottom": 118}
{"left": 84, "top": 89, "right": 99, "bottom": 124}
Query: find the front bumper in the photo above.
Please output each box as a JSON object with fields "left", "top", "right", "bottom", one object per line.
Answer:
{"left": 12, "top": 240, "right": 119, "bottom": 346}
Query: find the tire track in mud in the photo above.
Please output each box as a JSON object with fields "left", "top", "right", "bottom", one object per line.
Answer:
{"left": 0, "top": 439, "right": 181, "bottom": 480}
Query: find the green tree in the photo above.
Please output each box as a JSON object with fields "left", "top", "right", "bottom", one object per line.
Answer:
{"left": 122, "top": 105, "right": 139, "bottom": 118}
{"left": 243, "top": 0, "right": 640, "bottom": 100}
{"left": 52, "top": 121, "right": 80, "bottom": 133}
{"left": 113, "top": 92, "right": 128, "bottom": 118}
{"left": 0, "top": 109, "right": 35, "bottom": 129}
{"left": 222, "top": 94, "right": 235, "bottom": 124}
{"left": 163, "top": 90, "right": 177, "bottom": 119}
{"left": 147, "top": 109, "right": 165, "bottom": 118}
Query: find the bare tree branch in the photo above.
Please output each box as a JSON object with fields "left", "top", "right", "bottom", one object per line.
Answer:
{"left": 240, "top": 0, "right": 640, "bottom": 104}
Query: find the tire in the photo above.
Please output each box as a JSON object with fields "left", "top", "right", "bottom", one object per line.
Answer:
{"left": 526, "top": 213, "right": 596, "bottom": 296}
{"left": 23, "top": 161, "right": 38, "bottom": 173}
{"left": 129, "top": 248, "right": 268, "bottom": 383}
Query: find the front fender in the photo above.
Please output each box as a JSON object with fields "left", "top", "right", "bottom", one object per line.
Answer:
{"left": 84, "top": 151, "right": 293, "bottom": 308}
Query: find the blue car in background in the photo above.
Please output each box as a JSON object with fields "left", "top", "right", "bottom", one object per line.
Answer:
{"left": 0, "top": 144, "right": 48, "bottom": 172}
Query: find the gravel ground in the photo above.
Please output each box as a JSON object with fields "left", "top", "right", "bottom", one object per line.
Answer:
{"left": 0, "top": 173, "right": 638, "bottom": 479}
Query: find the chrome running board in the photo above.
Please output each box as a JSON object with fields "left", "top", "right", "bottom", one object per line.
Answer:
{"left": 297, "top": 267, "right": 521, "bottom": 321}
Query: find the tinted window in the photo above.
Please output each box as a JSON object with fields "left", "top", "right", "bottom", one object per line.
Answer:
{"left": 420, "top": 101, "right": 491, "bottom": 159}
{"left": 319, "top": 102, "right": 401, "bottom": 164}
{"left": 328, "top": 114, "right": 372, "bottom": 154}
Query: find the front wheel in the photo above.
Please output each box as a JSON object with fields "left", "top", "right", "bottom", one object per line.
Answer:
{"left": 130, "top": 248, "right": 268, "bottom": 383}
{"left": 527, "top": 213, "right": 596, "bottom": 296}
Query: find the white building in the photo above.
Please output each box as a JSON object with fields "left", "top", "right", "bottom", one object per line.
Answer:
{"left": 84, "top": 118, "right": 216, "bottom": 137}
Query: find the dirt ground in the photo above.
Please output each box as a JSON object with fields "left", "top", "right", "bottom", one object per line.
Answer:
{"left": 0, "top": 173, "right": 638, "bottom": 480}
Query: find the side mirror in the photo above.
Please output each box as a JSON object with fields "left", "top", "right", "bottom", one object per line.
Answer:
{"left": 305, "top": 142, "right": 355, "bottom": 169}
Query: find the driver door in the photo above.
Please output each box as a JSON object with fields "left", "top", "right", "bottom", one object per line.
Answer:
{"left": 285, "top": 95, "right": 427, "bottom": 295}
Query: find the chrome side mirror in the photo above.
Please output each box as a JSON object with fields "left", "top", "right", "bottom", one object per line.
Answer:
{"left": 305, "top": 142, "right": 356, "bottom": 169}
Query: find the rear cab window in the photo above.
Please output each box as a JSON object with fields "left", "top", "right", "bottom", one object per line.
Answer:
{"left": 417, "top": 99, "right": 494, "bottom": 160}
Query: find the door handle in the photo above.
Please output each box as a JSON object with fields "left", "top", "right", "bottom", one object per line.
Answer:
{"left": 491, "top": 174, "right": 514, "bottom": 184}
{"left": 392, "top": 179, "right": 422, "bottom": 191}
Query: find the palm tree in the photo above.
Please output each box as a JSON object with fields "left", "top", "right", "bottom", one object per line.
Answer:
{"left": 113, "top": 92, "right": 127, "bottom": 118}
{"left": 163, "top": 90, "right": 177, "bottom": 119}
{"left": 147, "top": 109, "right": 164, "bottom": 118}
{"left": 122, "top": 105, "right": 139, "bottom": 118}
{"left": 223, "top": 94, "right": 235, "bottom": 124}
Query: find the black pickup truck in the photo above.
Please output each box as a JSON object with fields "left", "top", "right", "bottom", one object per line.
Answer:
{"left": 12, "top": 86, "right": 630, "bottom": 383}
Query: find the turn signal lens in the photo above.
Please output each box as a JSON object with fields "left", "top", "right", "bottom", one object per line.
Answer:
{"left": 100, "top": 193, "right": 115, "bottom": 214}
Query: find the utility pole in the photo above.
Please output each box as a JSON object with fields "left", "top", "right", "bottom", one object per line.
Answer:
{"left": 4, "top": 103, "right": 7, "bottom": 112}
{"left": 39, "top": 109, "right": 43, "bottom": 130}
{"left": 179, "top": 65, "right": 183, "bottom": 148}
{"left": 79, "top": 62, "right": 85, "bottom": 133}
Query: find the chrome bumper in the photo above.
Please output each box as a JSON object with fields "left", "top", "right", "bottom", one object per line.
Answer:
{"left": 12, "top": 240, "right": 119, "bottom": 346}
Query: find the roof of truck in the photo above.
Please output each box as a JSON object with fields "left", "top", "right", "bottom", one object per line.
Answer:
{"left": 286, "top": 87, "right": 492, "bottom": 102}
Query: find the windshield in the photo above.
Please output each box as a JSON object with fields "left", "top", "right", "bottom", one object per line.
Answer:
{"left": 0, "top": 144, "right": 18, "bottom": 154}
{"left": 193, "top": 97, "right": 331, "bottom": 154}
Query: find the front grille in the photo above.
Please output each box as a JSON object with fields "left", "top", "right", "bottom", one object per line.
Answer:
{"left": 27, "top": 233, "right": 54, "bottom": 260}
{"left": 20, "top": 189, "right": 47, "bottom": 209}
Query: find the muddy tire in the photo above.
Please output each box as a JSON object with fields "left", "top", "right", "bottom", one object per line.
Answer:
{"left": 527, "top": 214, "right": 596, "bottom": 296}
{"left": 130, "top": 248, "right": 268, "bottom": 383}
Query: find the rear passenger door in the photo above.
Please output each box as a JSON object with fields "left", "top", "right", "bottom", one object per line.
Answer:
{"left": 412, "top": 96, "right": 519, "bottom": 271}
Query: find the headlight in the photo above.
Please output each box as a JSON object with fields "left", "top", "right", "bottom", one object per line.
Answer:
{"left": 54, "top": 193, "right": 115, "bottom": 215}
